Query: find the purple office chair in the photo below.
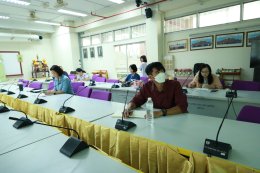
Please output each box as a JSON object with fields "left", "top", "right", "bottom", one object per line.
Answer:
{"left": 231, "top": 80, "right": 260, "bottom": 91}
{"left": 106, "top": 79, "right": 119, "bottom": 83}
{"left": 28, "top": 82, "right": 42, "bottom": 89}
{"left": 68, "top": 74, "right": 76, "bottom": 80}
{"left": 92, "top": 74, "right": 99, "bottom": 80}
{"left": 237, "top": 105, "right": 260, "bottom": 124}
{"left": 140, "top": 77, "right": 149, "bottom": 84}
{"left": 90, "top": 90, "right": 112, "bottom": 101}
{"left": 48, "top": 82, "right": 54, "bottom": 90}
{"left": 71, "top": 82, "right": 84, "bottom": 93}
{"left": 76, "top": 86, "right": 92, "bottom": 98}
{"left": 95, "top": 77, "right": 106, "bottom": 82}
{"left": 22, "top": 80, "right": 30, "bottom": 87}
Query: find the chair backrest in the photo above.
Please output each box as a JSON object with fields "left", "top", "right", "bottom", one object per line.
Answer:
{"left": 22, "top": 80, "right": 30, "bottom": 87}
{"left": 237, "top": 105, "right": 260, "bottom": 124}
{"left": 28, "top": 82, "right": 42, "bottom": 89}
{"left": 68, "top": 74, "right": 76, "bottom": 80}
{"left": 71, "top": 82, "right": 84, "bottom": 93}
{"left": 231, "top": 80, "right": 260, "bottom": 91}
{"left": 76, "top": 86, "right": 92, "bottom": 97}
{"left": 48, "top": 81, "right": 54, "bottom": 90}
{"left": 193, "top": 63, "right": 204, "bottom": 76}
{"left": 106, "top": 79, "right": 119, "bottom": 83}
{"left": 92, "top": 74, "right": 100, "bottom": 80}
{"left": 95, "top": 76, "right": 106, "bottom": 82}
{"left": 90, "top": 90, "right": 112, "bottom": 101}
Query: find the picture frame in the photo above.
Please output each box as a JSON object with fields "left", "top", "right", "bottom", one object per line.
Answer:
{"left": 246, "top": 30, "right": 260, "bottom": 47}
{"left": 90, "top": 47, "right": 95, "bottom": 58}
{"left": 190, "top": 36, "right": 213, "bottom": 51}
{"left": 168, "top": 39, "right": 188, "bottom": 53}
{"left": 82, "top": 48, "right": 88, "bottom": 59}
{"left": 97, "top": 46, "right": 103, "bottom": 57}
{"left": 215, "top": 32, "right": 244, "bottom": 48}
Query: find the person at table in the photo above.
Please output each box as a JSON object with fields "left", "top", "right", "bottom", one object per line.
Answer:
{"left": 188, "top": 63, "right": 223, "bottom": 89}
{"left": 45, "top": 65, "right": 73, "bottom": 95}
{"left": 123, "top": 62, "right": 188, "bottom": 118}
{"left": 74, "top": 68, "right": 90, "bottom": 81}
{"left": 139, "top": 55, "right": 148, "bottom": 77}
{"left": 124, "top": 64, "right": 140, "bottom": 83}
{"left": 59, "top": 66, "right": 69, "bottom": 79}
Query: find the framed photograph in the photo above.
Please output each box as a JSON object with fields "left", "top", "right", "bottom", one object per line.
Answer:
{"left": 97, "top": 46, "right": 103, "bottom": 57}
{"left": 215, "top": 32, "right": 244, "bottom": 48}
{"left": 82, "top": 48, "right": 88, "bottom": 59}
{"left": 90, "top": 47, "right": 95, "bottom": 58}
{"left": 246, "top": 30, "right": 260, "bottom": 47}
{"left": 190, "top": 36, "right": 213, "bottom": 51}
{"left": 168, "top": 39, "right": 188, "bottom": 52}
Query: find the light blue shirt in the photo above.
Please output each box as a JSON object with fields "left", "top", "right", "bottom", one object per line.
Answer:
{"left": 53, "top": 75, "right": 73, "bottom": 94}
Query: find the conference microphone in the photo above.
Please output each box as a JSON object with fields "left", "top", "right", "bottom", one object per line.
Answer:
{"left": 0, "top": 83, "right": 8, "bottom": 92}
{"left": 9, "top": 115, "right": 89, "bottom": 157}
{"left": 17, "top": 83, "right": 28, "bottom": 99}
{"left": 6, "top": 80, "right": 17, "bottom": 95}
{"left": 9, "top": 109, "right": 33, "bottom": 129}
{"left": 59, "top": 86, "right": 88, "bottom": 114}
{"left": 181, "top": 72, "right": 193, "bottom": 94}
{"left": 115, "top": 90, "right": 136, "bottom": 131}
{"left": 203, "top": 95, "right": 235, "bottom": 159}
{"left": 0, "top": 100, "right": 10, "bottom": 113}
{"left": 34, "top": 91, "right": 47, "bottom": 104}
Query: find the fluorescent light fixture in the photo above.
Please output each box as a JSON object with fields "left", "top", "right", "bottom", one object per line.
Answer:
{"left": 58, "top": 9, "right": 87, "bottom": 17}
{"left": 35, "top": 20, "right": 61, "bottom": 26}
{"left": 1, "top": 0, "right": 30, "bottom": 6}
{"left": 108, "top": 0, "right": 125, "bottom": 4}
{"left": 0, "top": 15, "right": 10, "bottom": 19}
{"left": 0, "top": 33, "right": 41, "bottom": 40}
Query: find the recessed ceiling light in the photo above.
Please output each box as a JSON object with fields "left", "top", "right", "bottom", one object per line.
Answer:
{"left": 0, "top": 15, "right": 10, "bottom": 19}
{"left": 108, "top": 0, "right": 125, "bottom": 4}
{"left": 58, "top": 9, "right": 87, "bottom": 17}
{"left": 35, "top": 21, "right": 61, "bottom": 26}
{"left": 1, "top": 0, "right": 30, "bottom": 6}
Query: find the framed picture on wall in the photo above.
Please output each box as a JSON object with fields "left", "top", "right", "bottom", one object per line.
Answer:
{"left": 246, "top": 30, "right": 260, "bottom": 47}
{"left": 83, "top": 48, "right": 88, "bottom": 59}
{"left": 215, "top": 32, "right": 244, "bottom": 48}
{"left": 190, "top": 36, "right": 213, "bottom": 51}
{"left": 97, "top": 46, "right": 103, "bottom": 57}
{"left": 90, "top": 47, "right": 95, "bottom": 58}
{"left": 168, "top": 39, "right": 188, "bottom": 53}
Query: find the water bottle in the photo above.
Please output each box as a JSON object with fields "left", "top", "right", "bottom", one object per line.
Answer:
{"left": 146, "top": 97, "right": 154, "bottom": 126}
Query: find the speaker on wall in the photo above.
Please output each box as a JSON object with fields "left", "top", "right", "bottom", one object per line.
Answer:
{"left": 145, "top": 8, "right": 153, "bottom": 18}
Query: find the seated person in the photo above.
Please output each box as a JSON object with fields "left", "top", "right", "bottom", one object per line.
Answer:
{"left": 124, "top": 64, "right": 140, "bottom": 84}
{"left": 59, "top": 66, "right": 69, "bottom": 79}
{"left": 45, "top": 65, "right": 73, "bottom": 95}
{"left": 188, "top": 63, "right": 222, "bottom": 89}
{"left": 74, "top": 68, "right": 90, "bottom": 81}
{"left": 124, "top": 62, "right": 188, "bottom": 118}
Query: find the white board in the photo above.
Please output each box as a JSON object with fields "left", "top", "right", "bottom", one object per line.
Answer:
{"left": 0, "top": 51, "right": 23, "bottom": 76}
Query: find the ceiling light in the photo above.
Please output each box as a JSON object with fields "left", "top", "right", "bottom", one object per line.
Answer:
{"left": 0, "top": 15, "right": 10, "bottom": 19}
{"left": 1, "top": 0, "right": 30, "bottom": 6}
{"left": 35, "top": 20, "right": 61, "bottom": 26}
{"left": 58, "top": 9, "right": 87, "bottom": 17}
{"left": 0, "top": 33, "right": 41, "bottom": 40}
{"left": 108, "top": 0, "right": 125, "bottom": 4}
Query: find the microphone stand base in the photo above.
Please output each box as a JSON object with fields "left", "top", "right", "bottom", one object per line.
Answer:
{"left": 59, "top": 106, "right": 75, "bottom": 114}
{"left": 13, "top": 117, "right": 33, "bottom": 129}
{"left": 182, "top": 88, "right": 188, "bottom": 94}
{"left": 0, "top": 89, "right": 7, "bottom": 92}
{"left": 203, "top": 138, "right": 232, "bottom": 159}
{"left": 17, "top": 94, "right": 28, "bottom": 99}
{"left": 7, "top": 91, "right": 15, "bottom": 95}
{"left": 34, "top": 98, "right": 47, "bottom": 104}
{"left": 115, "top": 119, "right": 136, "bottom": 131}
{"left": 0, "top": 106, "right": 10, "bottom": 113}
{"left": 60, "top": 136, "right": 89, "bottom": 157}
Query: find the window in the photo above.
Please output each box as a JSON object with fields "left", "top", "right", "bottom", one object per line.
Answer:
{"left": 91, "top": 34, "right": 101, "bottom": 45}
{"left": 199, "top": 5, "right": 240, "bottom": 27}
{"left": 164, "top": 15, "right": 197, "bottom": 33}
{"left": 243, "top": 1, "right": 260, "bottom": 20}
{"left": 82, "top": 37, "right": 90, "bottom": 46}
{"left": 114, "top": 28, "right": 130, "bottom": 41}
{"left": 102, "top": 31, "right": 113, "bottom": 43}
{"left": 131, "top": 24, "right": 146, "bottom": 38}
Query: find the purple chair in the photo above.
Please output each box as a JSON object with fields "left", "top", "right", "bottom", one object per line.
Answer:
{"left": 68, "top": 74, "right": 76, "bottom": 80}
{"left": 76, "top": 86, "right": 92, "bottom": 98}
{"left": 90, "top": 90, "right": 112, "bottom": 101}
{"left": 92, "top": 74, "right": 99, "bottom": 80}
{"left": 106, "top": 79, "right": 119, "bottom": 83}
{"left": 140, "top": 77, "right": 149, "bottom": 84}
{"left": 71, "top": 82, "right": 84, "bottom": 93}
{"left": 28, "top": 82, "right": 42, "bottom": 90}
{"left": 237, "top": 105, "right": 260, "bottom": 124}
{"left": 18, "top": 79, "right": 30, "bottom": 87}
{"left": 95, "top": 77, "right": 106, "bottom": 82}
{"left": 231, "top": 80, "right": 260, "bottom": 91}
{"left": 48, "top": 81, "right": 54, "bottom": 90}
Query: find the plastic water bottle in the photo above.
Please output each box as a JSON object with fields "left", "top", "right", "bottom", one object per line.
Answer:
{"left": 146, "top": 97, "right": 154, "bottom": 126}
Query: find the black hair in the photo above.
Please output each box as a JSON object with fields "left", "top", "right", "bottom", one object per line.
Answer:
{"left": 145, "top": 62, "right": 165, "bottom": 75}
{"left": 50, "top": 65, "right": 63, "bottom": 76}
{"left": 140, "top": 55, "right": 147, "bottom": 62}
{"left": 129, "top": 64, "right": 138, "bottom": 72}
{"left": 198, "top": 63, "right": 213, "bottom": 85}
{"left": 76, "top": 68, "right": 86, "bottom": 73}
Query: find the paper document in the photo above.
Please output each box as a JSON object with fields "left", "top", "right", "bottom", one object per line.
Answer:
{"left": 112, "top": 110, "right": 146, "bottom": 119}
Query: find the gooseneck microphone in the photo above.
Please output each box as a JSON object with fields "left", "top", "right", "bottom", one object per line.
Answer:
{"left": 115, "top": 90, "right": 136, "bottom": 131}
{"left": 34, "top": 91, "right": 47, "bottom": 104}
{"left": 6, "top": 81, "right": 17, "bottom": 95}
{"left": 0, "top": 83, "right": 8, "bottom": 92}
{"left": 181, "top": 72, "right": 192, "bottom": 94}
{"left": 203, "top": 96, "right": 235, "bottom": 159}
{"left": 9, "top": 109, "right": 33, "bottom": 129}
{"left": 0, "top": 100, "right": 10, "bottom": 113}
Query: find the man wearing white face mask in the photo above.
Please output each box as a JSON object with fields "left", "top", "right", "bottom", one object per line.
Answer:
{"left": 124, "top": 62, "right": 188, "bottom": 118}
